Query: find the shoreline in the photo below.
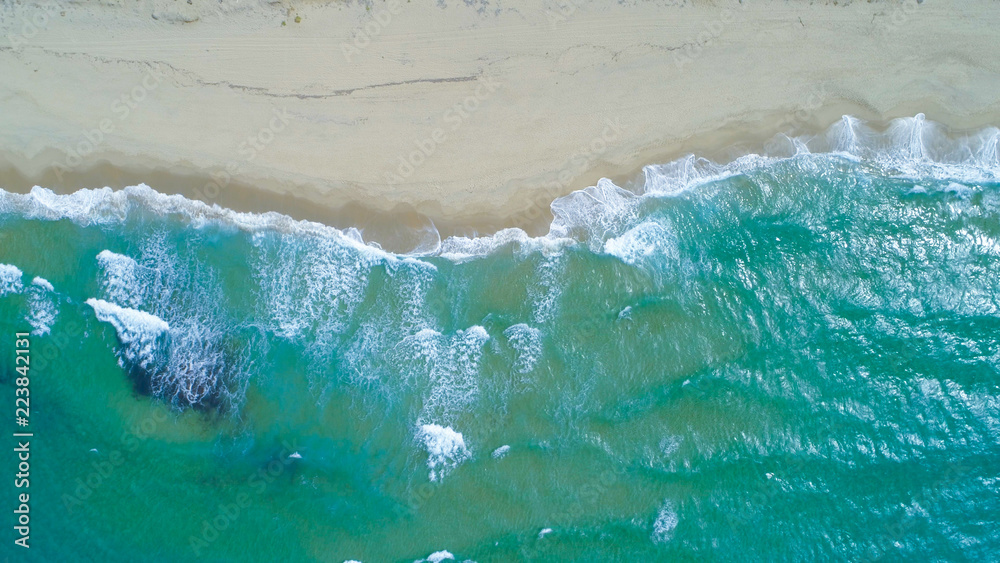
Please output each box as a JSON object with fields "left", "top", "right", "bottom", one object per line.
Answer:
{"left": 2, "top": 107, "right": 998, "bottom": 253}
{"left": 2, "top": 0, "right": 1000, "bottom": 250}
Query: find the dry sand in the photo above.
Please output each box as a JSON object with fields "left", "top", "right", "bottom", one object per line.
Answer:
{"left": 1, "top": 0, "right": 999, "bottom": 244}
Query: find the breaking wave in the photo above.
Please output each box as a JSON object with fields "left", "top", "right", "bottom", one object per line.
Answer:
{"left": 0, "top": 115, "right": 990, "bottom": 263}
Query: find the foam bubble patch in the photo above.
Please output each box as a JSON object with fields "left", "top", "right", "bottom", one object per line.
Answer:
{"left": 503, "top": 324, "right": 542, "bottom": 374}
{"left": 86, "top": 298, "right": 170, "bottom": 372}
{"left": 0, "top": 263, "right": 24, "bottom": 296}
{"left": 418, "top": 424, "right": 470, "bottom": 482}
{"left": 27, "top": 277, "right": 58, "bottom": 336}
{"left": 651, "top": 500, "right": 679, "bottom": 544}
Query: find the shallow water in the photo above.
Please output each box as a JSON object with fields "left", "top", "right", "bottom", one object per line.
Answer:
{"left": 1, "top": 115, "right": 999, "bottom": 562}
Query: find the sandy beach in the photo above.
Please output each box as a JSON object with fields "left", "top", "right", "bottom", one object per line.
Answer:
{"left": 2, "top": 0, "right": 999, "bottom": 243}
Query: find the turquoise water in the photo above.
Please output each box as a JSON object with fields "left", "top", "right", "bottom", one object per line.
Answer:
{"left": 1, "top": 115, "right": 999, "bottom": 561}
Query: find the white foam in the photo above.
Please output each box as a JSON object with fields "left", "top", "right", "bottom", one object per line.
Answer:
{"left": 86, "top": 299, "right": 169, "bottom": 336}
{"left": 1, "top": 115, "right": 995, "bottom": 267}
{"left": 253, "top": 233, "right": 377, "bottom": 343}
{"left": 641, "top": 154, "right": 742, "bottom": 197}
{"left": 944, "top": 181, "right": 975, "bottom": 198}
{"left": 0, "top": 263, "right": 23, "bottom": 296}
{"left": 418, "top": 424, "right": 470, "bottom": 483}
{"left": 415, "top": 551, "right": 455, "bottom": 563}
{"left": 651, "top": 500, "right": 679, "bottom": 544}
{"left": 439, "top": 227, "right": 571, "bottom": 262}
{"left": 31, "top": 276, "right": 54, "bottom": 292}
{"left": 528, "top": 256, "right": 564, "bottom": 324}
{"left": 829, "top": 115, "right": 862, "bottom": 155}
{"left": 86, "top": 298, "right": 169, "bottom": 371}
{"left": 503, "top": 323, "right": 542, "bottom": 374}
{"left": 821, "top": 113, "right": 999, "bottom": 184}
{"left": 339, "top": 264, "right": 445, "bottom": 398}
{"left": 603, "top": 221, "right": 679, "bottom": 267}
{"left": 88, "top": 290, "right": 232, "bottom": 406}
{"left": 491, "top": 445, "right": 511, "bottom": 459}
{"left": 418, "top": 325, "right": 491, "bottom": 424}
{"left": 0, "top": 186, "right": 130, "bottom": 225}
{"left": 96, "top": 250, "right": 148, "bottom": 308}
{"left": 99, "top": 233, "right": 252, "bottom": 408}
{"left": 550, "top": 178, "right": 640, "bottom": 250}
{"left": 0, "top": 184, "right": 414, "bottom": 264}
{"left": 159, "top": 318, "right": 229, "bottom": 405}
{"left": 406, "top": 328, "right": 444, "bottom": 362}
{"left": 26, "top": 277, "right": 57, "bottom": 336}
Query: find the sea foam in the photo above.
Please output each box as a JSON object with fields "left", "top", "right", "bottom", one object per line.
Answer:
{"left": 651, "top": 500, "right": 679, "bottom": 544}
{"left": 503, "top": 323, "right": 542, "bottom": 374}
{"left": 87, "top": 296, "right": 237, "bottom": 406}
{"left": 0, "top": 263, "right": 23, "bottom": 296}
{"left": 27, "top": 277, "right": 58, "bottom": 336}
{"left": 86, "top": 298, "right": 170, "bottom": 372}
{"left": 31, "top": 276, "right": 54, "bottom": 292}
{"left": 252, "top": 232, "right": 378, "bottom": 349}
{"left": 96, "top": 250, "right": 149, "bottom": 309}
{"left": 419, "top": 325, "right": 491, "bottom": 424}
{"left": 603, "top": 221, "right": 679, "bottom": 267}
{"left": 418, "top": 424, "right": 469, "bottom": 482}
{"left": 0, "top": 115, "right": 994, "bottom": 267}
{"left": 414, "top": 550, "right": 455, "bottom": 563}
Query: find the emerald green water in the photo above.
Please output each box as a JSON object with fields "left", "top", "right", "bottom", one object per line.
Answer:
{"left": 1, "top": 116, "right": 999, "bottom": 561}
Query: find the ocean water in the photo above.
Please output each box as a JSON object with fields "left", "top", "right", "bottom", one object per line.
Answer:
{"left": 1, "top": 115, "right": 999, "bottom": 562}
